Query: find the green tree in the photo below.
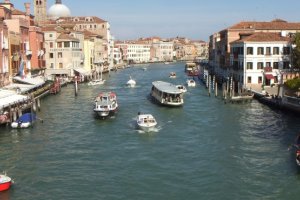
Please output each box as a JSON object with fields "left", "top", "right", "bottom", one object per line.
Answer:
{"left": 285, "top": 77, "right": 300, "bottom": 90}
{"left": 291, "top": 32, "right": 300, "bottom": 69}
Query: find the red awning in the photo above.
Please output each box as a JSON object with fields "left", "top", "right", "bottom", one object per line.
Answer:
{"left": 265, "top": 74, "right": 274, "bottom": 80}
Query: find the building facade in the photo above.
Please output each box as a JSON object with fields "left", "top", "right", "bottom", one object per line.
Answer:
{"left": 230, "top": 32, "right": 291, "bottom": 90}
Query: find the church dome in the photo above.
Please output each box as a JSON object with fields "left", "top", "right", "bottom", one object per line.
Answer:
{"left": 48, "top": 1, "right": 71, "bottom": 20}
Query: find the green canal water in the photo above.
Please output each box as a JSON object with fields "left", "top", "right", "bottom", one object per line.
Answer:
{"left": 1, "top": 62, "right": 300, "bottom": 200}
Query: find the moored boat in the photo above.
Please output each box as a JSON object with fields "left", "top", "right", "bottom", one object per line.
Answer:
{"left": 11, "top": 113, "right": 37, "bottom": 129}
{"left": 0, "top": 111, "right": 9, "bottom": 125}
{"left": 0, "top": 174, "right": 12, "bottom": 192}
{"left": 185, "top": 62, "right": 196, "bottom": 72}
{"left": 150, "top": 81, "right": 184, "bottom": 107}
{"left": 136, "top": 113, "right": 157, "bottom": 131}
{"left": 88, "top": 79, "right": 105, "bottom": 86}
{"left": 93, "top": 92, "right": 118, "bottom": 118}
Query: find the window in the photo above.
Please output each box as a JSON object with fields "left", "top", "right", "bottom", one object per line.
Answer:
{"left": 283, "top": 61, "right": 290, "bottom": 69}
{"left": 257, "top": 47, "right": 264, "bottom": 55}
{"left": 57, "top": 42, "right": 62, "bottom": 48}
{"left": 49, "top": 53, "right": 53, "bottom": 58}
{"left": 266, "top": 62, "right": 271, "bottom": 67}
{"left": 50, "top": 63, "right": 54, "bottom": 68}
{"left": 58, "top": 52, "right": 62, "bottom": 58}
{"left": 247, "top": 76, "right": 252, "bottom": 83}
{"left": 257, "top": 62, "right": 264, "bottom": 69}
{"left": 50, "top": 42, "right": 53, "bottom": 48}
{"left": 64, "top": 42, "right": 70, "bottom": 48}
{"left": 283, "top": 47, "right": 290, "bottom": 55}
{"left": 266, "top": 47, "right": 271, "bottom": 55}
{"left": 49, "top": 34, "right": 53, "bottom": 38}
{"left": 273, "top": 62, "right": 279, "bottom": 69}
{"left": 247, "top": 62, "right": 253, "bottom": 70}
{"left": 59, "top": 63, "right": 63, "bottom": 68}
{"left": 258, "top": 76, "right": 262, "bottom": 84}
{"left": 273, "top": 47, "right": 279, "bottom": 55}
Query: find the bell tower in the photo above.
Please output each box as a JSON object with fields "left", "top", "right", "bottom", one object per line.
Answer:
{"left": 34, "top": 0, "right": 47, "bottom": 25}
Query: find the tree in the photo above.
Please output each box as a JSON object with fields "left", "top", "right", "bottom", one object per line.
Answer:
{"left": 285, "top": 77, "right": 300, "bottom": 90}
{"left": 291, "top": 32, "right": 300, "bottom": 70}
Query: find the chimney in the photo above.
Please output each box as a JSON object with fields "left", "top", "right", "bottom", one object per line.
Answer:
{"left": 24, "top": 3, "right": 30, "bottom": 16}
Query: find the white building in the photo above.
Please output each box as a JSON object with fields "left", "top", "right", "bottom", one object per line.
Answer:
{"left": 152, "top": 40, "right": 173, "bottom": 62}
{"left": 124, "top": 42, "right": 151, "bottom": 63}
{"left": 230, "top": 32, "right": 291, "bottom": 89}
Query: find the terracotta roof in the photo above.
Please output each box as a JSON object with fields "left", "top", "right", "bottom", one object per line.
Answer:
{"left": 12, "top": 9, "right": 25, "bottom": 15}
{"left": 229, "top": 19, "right": 300, "bottom": 30}
{"left": 232, "top": 32, "right": 291, "bottom": 43}
{"left": 83, "top": 30, "right": 102, "bottom": 39}
{"left": 58, "top": 16, "right": 107, "bottom": 24}
{"left": 57, "top": 33, "right": 79, "bottom": 41}
{"left": 41, "top": 26, "right": 57, "bottom": 32}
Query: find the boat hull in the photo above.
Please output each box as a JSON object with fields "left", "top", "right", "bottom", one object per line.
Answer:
{"left": 94, "top": 109, "right": 117, "bottom": 118}
{"left": 11, "top": 122, "right": 31, "bottom": 129}
{"left": 151, "top": 92, "right": 183, "bottom": 107}
{"left": 0, "top": 175, "right": 12, "bottom": 192}
{"left": 136, "top": 114, "right": 157, "bottom": 131}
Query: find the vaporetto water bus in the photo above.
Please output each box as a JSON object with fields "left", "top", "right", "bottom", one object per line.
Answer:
{"left": 150, "top": 81, "right": 184, "bottom": 107}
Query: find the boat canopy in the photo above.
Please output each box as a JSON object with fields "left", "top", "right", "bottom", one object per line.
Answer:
{"left": 152, "top": 81, "right": 182, "bottom": 94}
{"left": 16, "top": 113, "right": 36, "bottom": 123}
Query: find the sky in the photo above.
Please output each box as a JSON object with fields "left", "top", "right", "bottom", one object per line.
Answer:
{"left": 13, "top": 0, "right": 300, "bottom": 42}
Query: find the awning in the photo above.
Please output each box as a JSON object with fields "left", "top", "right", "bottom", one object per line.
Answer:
{"left": 73, "top": 67, "right": 90, "bottom": 75}
{"left": 13, "top": 76, "right": 45, "bottom": 87}
{"left": 265, "top": 74, "right": 274, "bottom": 80}
{"left": 0, "top": 90, "right": 30, "bottom": 109}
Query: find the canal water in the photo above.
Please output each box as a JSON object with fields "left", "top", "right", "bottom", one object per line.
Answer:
{"left": 1, "top": 62, "right": 300, "bottom": 200}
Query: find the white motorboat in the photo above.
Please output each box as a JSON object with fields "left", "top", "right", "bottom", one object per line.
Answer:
{"left": 169, "top": 72, "right": 176, "bottom": 78}
{"left": 186, "top": 79, "right": 196, "bottom": 87}
{"left": 150, "top": 81, "right": 184, "bottom": 107}
{"left": 176, "top": 85, "right": 187, "bottom": 93}
{"left": 126, "top": 76, "right": 136, "bottom": 87}
{"left": 94, "top": 92, "right": 118, "bottom": 118}
{"left": 88, "top": 79, "right": 105, "bottom": 86}
{"left": 89, "top": 66, "right": 105, "bottom": 86}
{"left": 136, "top": 113, "right": 157, "bottom": 131}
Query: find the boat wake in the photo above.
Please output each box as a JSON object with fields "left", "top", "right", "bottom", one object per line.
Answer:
{"left": 136, "top": 126, "right": 162, "bottom": 134}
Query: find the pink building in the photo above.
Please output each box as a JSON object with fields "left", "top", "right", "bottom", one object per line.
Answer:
{"left": 0, "top": 0, "right": 45, "bottom": 83}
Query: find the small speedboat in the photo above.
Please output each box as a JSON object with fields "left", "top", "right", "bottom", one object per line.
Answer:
{"left": 11, "top": 113, "right": 36, "bottom": 129}
{"left": 186, "top": 79, "right": 196, "bottom": 87}
{"left": 126, "top": 76, "right": 136, "bottom": 88}
{"left": 88, "top": 79, "right": 105, "bottom": 86}
{"left": 0, "top": 174, "right": 12, "bottom": 192}
{"left": 176, "top": 85, "right": 187, "bottom": 93}
{"left": 136, "top": 113, "right": 157, "bottom": 131}
{"left": 169, "top": 72, "right": 176, "bottom": 78}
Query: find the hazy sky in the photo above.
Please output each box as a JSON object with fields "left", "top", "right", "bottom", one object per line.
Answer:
{"left": 13, "top": 0, "right": 300, "bottom": 41}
